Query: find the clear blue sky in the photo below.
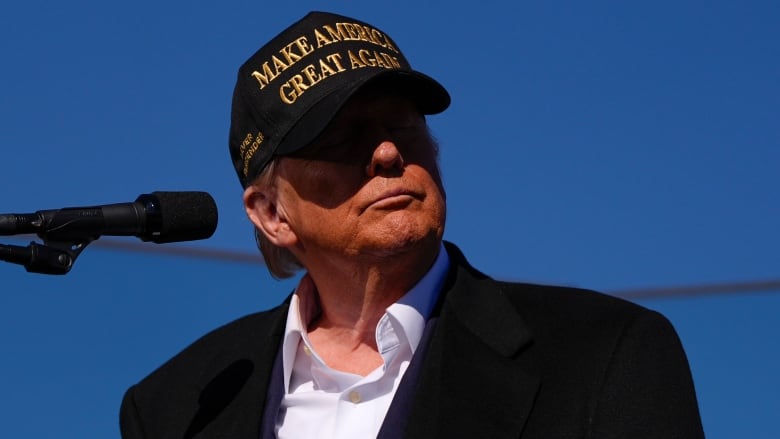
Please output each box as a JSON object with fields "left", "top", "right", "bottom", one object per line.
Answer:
{"left": 1, "top": 1, "right": 778, "bottom": 437}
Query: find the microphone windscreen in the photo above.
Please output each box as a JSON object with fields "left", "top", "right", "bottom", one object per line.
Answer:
{"left": 150, "top": 191, "right": 218, "bottom": 243}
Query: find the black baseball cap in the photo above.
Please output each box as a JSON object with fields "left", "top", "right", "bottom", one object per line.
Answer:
{"left": 228, "top": 11, "right": 450, "bottom": 188}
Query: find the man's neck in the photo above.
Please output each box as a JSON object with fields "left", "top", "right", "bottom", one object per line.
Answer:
{"left": 300, "top": 241, "right": 441, "bottom": 374}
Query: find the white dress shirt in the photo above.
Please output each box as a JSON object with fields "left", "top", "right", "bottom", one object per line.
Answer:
{"left": 275, "top": 244, "right": 450, "bottom": 439}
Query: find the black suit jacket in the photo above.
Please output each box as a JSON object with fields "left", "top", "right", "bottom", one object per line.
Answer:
{"left": 120, "top": 242, "right": 704, "bottom": 438}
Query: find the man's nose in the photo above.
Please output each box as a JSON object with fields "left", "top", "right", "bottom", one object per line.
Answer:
{"left": 366, "top": 140, "right": 405, "bottom": 177}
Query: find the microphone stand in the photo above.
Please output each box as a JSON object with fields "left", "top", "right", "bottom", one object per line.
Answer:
{"left": 1, "top": 236, "right": 94, "bottom": 275}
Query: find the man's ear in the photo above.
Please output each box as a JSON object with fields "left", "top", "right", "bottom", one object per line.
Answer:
{"left": 243, "top": 184, "right": 297, "bottom": 247}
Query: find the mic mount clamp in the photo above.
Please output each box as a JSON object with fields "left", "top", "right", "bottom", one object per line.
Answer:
{"left": 1, "top": 236, "right": 95, "bottom": 275}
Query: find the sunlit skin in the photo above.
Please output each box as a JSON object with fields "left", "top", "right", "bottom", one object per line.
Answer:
{"left": 244, "top": 86, "right": 447, "bottom": 375}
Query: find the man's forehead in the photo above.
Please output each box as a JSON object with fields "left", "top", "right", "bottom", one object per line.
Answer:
{"left": 292, "top": 93, "right": 426, "bottom": 160}
{"left": 334, "top": 89, "right": 422, "bottom": 123}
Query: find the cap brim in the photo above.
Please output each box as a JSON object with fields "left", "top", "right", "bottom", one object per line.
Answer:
{"left": 275, "top": 69, "right": 450, "bottom": 157}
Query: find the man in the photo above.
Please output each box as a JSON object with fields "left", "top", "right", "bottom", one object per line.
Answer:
{"left": 120, "top": 11, "right": 705, "bottom": 438}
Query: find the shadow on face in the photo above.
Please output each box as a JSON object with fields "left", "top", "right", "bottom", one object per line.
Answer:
{"left": 277, "top": 85, "right": 443, "bottom": 210}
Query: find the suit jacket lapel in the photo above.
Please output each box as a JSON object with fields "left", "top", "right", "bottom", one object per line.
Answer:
{"left": 403, "top": 245, "right": 540, "bottom": 438}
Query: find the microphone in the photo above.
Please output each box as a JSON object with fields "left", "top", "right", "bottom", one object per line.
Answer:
{"left": 0, "top": 191, "right": 218, "bottom": 244}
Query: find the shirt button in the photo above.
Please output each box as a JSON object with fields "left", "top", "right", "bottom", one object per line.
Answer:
{"left": 303, "top": 345, "right": 312, "bottom": 356}
{"left": 349, "top": 391, "right": 361, "bottom": 403}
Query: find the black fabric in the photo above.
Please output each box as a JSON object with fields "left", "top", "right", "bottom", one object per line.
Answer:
{"left": 259, "top": 342, "right": 284, "bottom": 439}
{"left": 120, "top": 242, "right": 704, "bottom": 438}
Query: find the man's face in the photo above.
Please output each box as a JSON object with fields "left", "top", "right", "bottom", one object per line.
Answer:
{"left": 272, "top": 86, "right": 447, "bottom": 262}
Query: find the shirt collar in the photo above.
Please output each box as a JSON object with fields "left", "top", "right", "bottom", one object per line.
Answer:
{"left": 280, "top": 243, "right": 450, "bottom": 392}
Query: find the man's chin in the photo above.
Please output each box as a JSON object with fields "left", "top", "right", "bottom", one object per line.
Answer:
{"left": 357, "top": 231, "right": 442, "bottom": 259}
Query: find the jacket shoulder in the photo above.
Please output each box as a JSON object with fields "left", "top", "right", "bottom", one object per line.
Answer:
{"left": 120, "top": 304, "right": 288, "bottom": 438}
{"left": 444, "top": 241, "right": 653, "bottom": 327}
{"left": 141, "top": 304, "right": 288, "bottom": 383}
